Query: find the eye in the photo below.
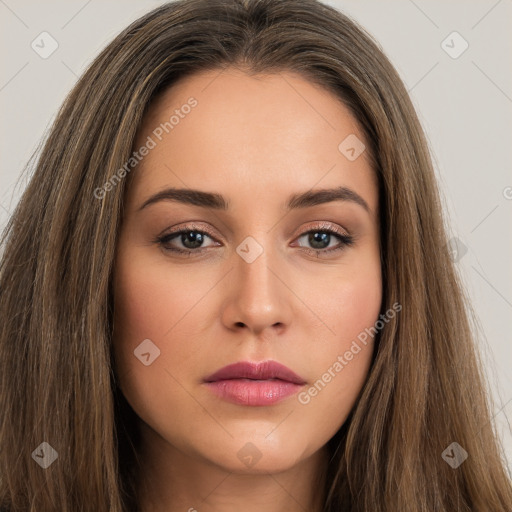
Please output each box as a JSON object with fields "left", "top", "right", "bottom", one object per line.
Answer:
{"left": 292, "top": 221, "right": 354, "bottom": 256}
{"left": 153, "top": 224, "right": 218, "bottom": 256}
{"left": 153, "top": 222, "right": 354, "bottom": 257}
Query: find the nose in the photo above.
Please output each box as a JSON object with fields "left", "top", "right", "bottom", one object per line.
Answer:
{"left": 220, "top": 239, "right": 293, "bottom": 337}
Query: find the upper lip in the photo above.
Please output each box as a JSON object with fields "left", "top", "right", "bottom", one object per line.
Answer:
{"left": 204, "top": 360, "right": 306, "bottom": 385}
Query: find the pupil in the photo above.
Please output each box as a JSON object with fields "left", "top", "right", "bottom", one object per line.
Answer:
{"left": 310, "top": 232, "right": 329, "bottom": 249}
{"left": 183, "top": 231, "right": 204, "bottom": 249}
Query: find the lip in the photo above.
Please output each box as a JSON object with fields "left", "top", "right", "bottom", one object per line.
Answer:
{"left": 203, "top": 360, "right": 306, "bottom": 406}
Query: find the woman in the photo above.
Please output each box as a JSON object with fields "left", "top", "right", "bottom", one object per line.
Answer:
{"left": 0, "top": 0, "right": 510, "bottom": 510}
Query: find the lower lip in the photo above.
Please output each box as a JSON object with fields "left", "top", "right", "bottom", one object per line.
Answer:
{"left": 204, "top": 378, "right": 304, "bottom": 406}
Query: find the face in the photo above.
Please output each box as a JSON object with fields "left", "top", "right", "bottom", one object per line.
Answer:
{"left": 112, "top": 68, "right": 382, "bottom": 474}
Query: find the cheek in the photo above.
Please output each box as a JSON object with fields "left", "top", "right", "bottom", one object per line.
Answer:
{"left": 295, "top": 258, "right": 382, "bottom": 413}
{"left": 114, "top": 270, "right": 171, "bottom": 341}
{"left": 113, "top": 247, "right": 206, "bottom": 345}
{"left": 335, "top": 272, "right": 382, "bottom": 339}
{"left": 298, "top": 249, "right": 382, "bottom": 351}
{"left": 112, "top": 245, "right": 221, "bottom": 390}
{"left": 112, "top": 252, "right": 178, "bottom": 381}
{"left": 111, "top": 253, "right": 205, "bottom": 430}
{"left": 338, "top": 244, "right": 382, "bottom": 336}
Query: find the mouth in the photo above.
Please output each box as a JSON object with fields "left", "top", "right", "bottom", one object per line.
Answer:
{"left": 203, "top": 360, "right": 306, "bottom": 406}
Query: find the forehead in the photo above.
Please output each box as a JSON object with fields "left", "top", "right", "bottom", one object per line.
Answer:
{"left": 127, "top": 68, "right": 378, "bottom": 215}
{"left": 139, "top": 68, "right": 365, "bottom": 147}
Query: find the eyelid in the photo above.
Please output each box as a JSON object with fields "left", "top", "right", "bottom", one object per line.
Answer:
{"left": 155, "top": 220, "right": 354, "bottom": 256}
{"left": 157, "top": 222, "right": 218, "bottom": 240}
{"left": 159, "top": 220, "right": 350, "bottom": 241}
{"left": 296, "top": 220, "right": 350, "bottom": 238}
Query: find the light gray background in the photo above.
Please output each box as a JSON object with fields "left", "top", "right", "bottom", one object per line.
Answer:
{"left": 1, "top": 0, "right": 511, "bottom": 475}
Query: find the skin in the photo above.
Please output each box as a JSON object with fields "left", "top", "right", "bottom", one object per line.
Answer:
{"left": 112, "top": 67, "right": 382, "bottom": 512}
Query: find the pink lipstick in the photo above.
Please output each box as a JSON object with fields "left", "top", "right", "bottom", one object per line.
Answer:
{"left": 203, "top": 360, "right": 306, "bottom": 406}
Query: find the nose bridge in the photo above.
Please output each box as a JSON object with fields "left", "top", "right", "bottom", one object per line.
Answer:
{"left": 236, "top": 233, "right": 278, "bottom": 300}
{"left": 228, "top": 231, "right": 288, "bottom": 331}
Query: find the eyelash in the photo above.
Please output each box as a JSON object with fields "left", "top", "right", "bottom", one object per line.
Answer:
{"left": 153, "top": 222, "right": 355, "bottom": 257}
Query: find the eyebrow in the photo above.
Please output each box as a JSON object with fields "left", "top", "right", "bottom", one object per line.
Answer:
{"left": 137, "top": 185, "right": 370, "bottom": 214}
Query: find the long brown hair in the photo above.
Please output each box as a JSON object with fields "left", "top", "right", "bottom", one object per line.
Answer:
{"left": 1, "top": 0, "right": 510, "bottom": 510}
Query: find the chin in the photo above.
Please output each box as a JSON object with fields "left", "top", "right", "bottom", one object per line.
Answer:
{"left": 199, "top": 436, "right": 316, "bottom": 475}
